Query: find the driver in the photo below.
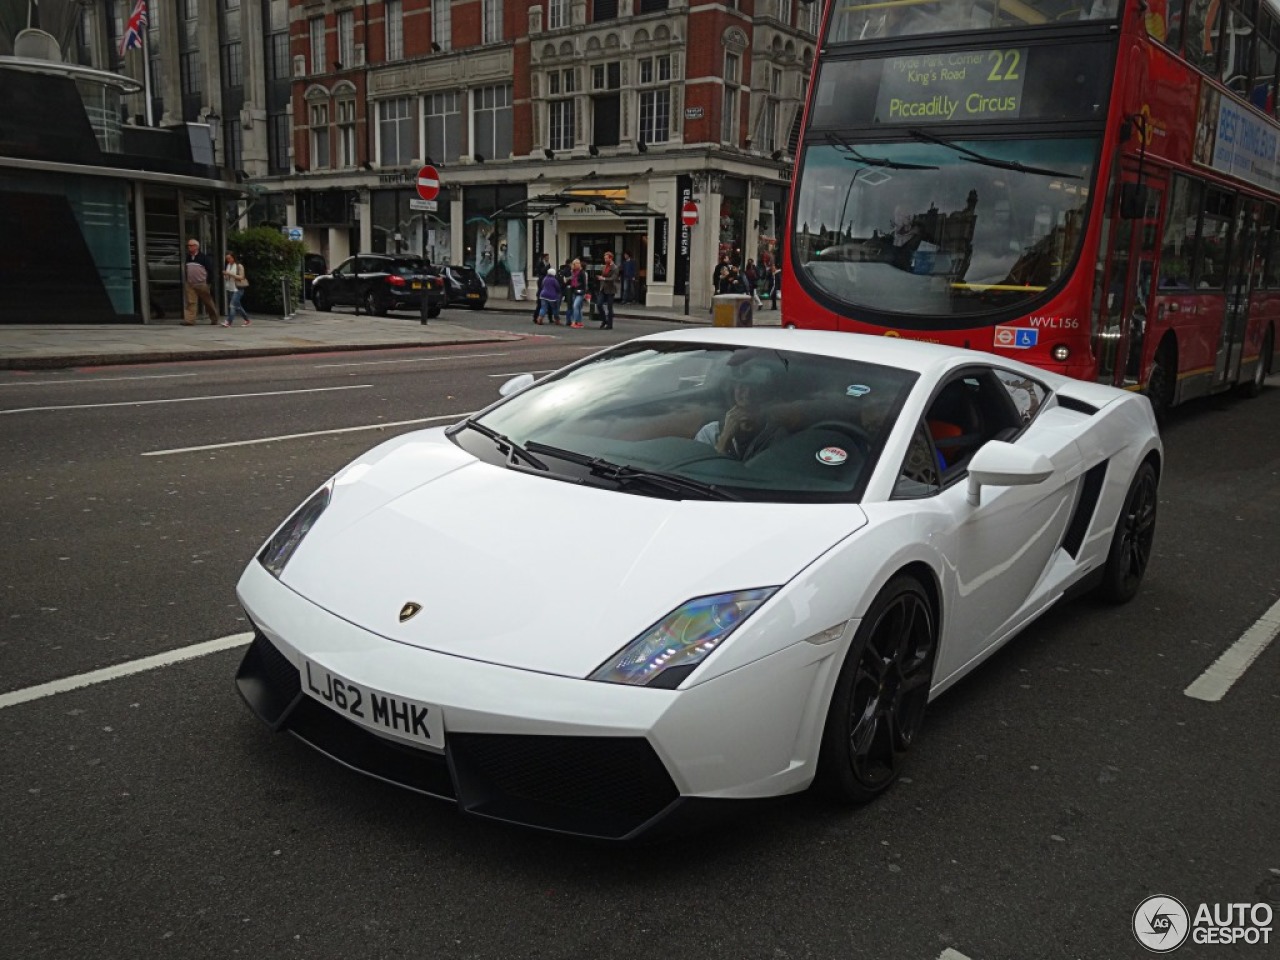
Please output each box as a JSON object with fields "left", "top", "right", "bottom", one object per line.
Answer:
{"left": 695, "top": 360, "right": 785, "bottom": 459}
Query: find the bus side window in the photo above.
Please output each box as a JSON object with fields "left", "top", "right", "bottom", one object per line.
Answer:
{"left": 1159, "top": 175, "right": 1199, "bottom": 290}
{"left": 1195, "top": 188, "right": 1234, "bottom": 290}
{"left": 1265, "top": 205, "right": 1280, "bottom": 288}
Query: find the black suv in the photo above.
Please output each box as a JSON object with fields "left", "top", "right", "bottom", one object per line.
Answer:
{"left": 312, "top": 254, "right": 445, "bottom": 319}
{"left": 437, "top": 264, "right": 489, "bottom": 310}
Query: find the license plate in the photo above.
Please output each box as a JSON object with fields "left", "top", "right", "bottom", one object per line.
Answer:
{"left": 411, "top": 281, "right": 422, "bottom": 290}
{"left": 302, "top": 659, "right": 443, "bottom": 750}
{"left": 466, "top": 293, "right": 481, "bottom": 299}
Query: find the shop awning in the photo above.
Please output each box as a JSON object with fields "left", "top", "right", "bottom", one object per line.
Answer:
{"left": 497, "top": 190, "right": 664, "bottom": 219}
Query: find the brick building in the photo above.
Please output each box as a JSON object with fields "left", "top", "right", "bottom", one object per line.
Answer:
{"left": 73, "top": 0, "right": 819, "bottom": 310}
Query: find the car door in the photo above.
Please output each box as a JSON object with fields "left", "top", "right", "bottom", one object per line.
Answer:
{"left": 916, "top": 368, "right": 1082, "bottom": 682}
{"left": 328, "top": 258, "right": 357, "bottom": 305}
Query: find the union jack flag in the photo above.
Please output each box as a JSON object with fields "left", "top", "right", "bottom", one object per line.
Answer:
{"left": 119, "top": 0, "right": 148, "bottom": 56}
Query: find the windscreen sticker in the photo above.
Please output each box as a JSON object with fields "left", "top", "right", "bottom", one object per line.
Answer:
{"left": 846, "top": 384, "right": 871, "bottom": 397}
{"left": 816, "top": 446, "right": 848, "bottom": 466}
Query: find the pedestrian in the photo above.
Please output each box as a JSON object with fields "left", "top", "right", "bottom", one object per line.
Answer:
{"left": 596, "top": 251, "right": 618, "bottom": 329}
{"left": 767, "top": 263, "right": 780, "bottom": 310}
{"left": 182, "top": 238, "right": 220, "bottom": 325}
{"left": 531, "top": 252, "right": 552, "bottom": 322}
{"left": 222, "top": 252, "right": 251, "bottom": 327}
{"left": 566, "top": 258, "right": 588, "bottom": 328}
{"left": 745, "top": 259, "right": 763, "bottom": 308}
{"left": 536, "top": 267, "right": 561, "bottom": 325}
{"left": 557, "top": 259, "right": 574, "bottom": 317}
{"left": 620, "top": 251, "right": 637, "bottom": 303}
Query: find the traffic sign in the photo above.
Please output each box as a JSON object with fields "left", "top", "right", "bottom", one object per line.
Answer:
{"left": 416, "top": 164, "right": 440, "bottom": 202}
{"left": 681, "top": 200, "right": 699, "bottom": 227}
{"left": 287, "top": 226, "right": 303, "bottom": 241}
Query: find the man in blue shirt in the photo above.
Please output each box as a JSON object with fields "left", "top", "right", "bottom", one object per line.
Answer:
{"left": 620, "top": 251, "right": 637, "bottom": 303}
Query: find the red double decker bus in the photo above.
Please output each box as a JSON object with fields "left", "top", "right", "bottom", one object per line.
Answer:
{"left": 785, "top": 0, "right": 1278, "bottom": 416}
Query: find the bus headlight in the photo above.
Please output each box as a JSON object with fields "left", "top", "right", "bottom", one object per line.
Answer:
{"left": 1051, "top": 344, "right": 1070, "bottom": 362}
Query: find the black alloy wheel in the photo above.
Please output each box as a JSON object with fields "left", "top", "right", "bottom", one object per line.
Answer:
{"left": 814, "top": 575, "right": 937, "bottom": 804}
{"left": 1099, "top": 461, "right": 1158, "bottom": 604}
{"left": 313, "top": 288, "right": 331, "bottom": 312}
{"left": 363, "top": 290, "right": 387, "bottom": 317}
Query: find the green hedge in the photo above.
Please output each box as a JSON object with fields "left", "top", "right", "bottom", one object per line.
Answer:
{"left": 227, "top": 227, "right": 305, "bottom": 314}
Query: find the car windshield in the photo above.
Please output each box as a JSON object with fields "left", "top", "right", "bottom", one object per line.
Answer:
{"left": 458, "top": 342, "right": 918, "bottom": 503}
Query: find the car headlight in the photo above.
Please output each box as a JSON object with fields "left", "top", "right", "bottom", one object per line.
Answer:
{"left": 257, "top": 484, "right": 332, "bottom": 578}
{"left": 589, "top": 588, "right": 778, "bottom": 689}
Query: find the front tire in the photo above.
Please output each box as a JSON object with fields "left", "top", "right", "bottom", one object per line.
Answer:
{"left": 813, "top": 575, "right": 937, "bottom": 804}
{"left": 1098, "top": 461, "right": 1158, "bottom": 604}
{"left": 1146, "top": 343, "right": 1175, "bottom": 425}
{"left": 313, "top": 289, "right": 331, "bottom": 312}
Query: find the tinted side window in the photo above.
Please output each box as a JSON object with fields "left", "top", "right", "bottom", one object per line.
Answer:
{"left": 993, "top": 369, "right": 1048, "bottom": 423}
{"left": 893, "top": 424, "right": 941, "bottom": 499}
{"left": 1160, "top": 175, "right": 1201, "bottom": 290}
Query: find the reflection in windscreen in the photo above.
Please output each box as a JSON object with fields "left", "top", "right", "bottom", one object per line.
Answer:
{"left": 828, "top": 0, "right": 1120, "bottom": 43}
{"left": 476, "top": 343, "right": 918, "bottom": 503}
{"left": 792, "top": 138, "right": 1096, "bottom": 319}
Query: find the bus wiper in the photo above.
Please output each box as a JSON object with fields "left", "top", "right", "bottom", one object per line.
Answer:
{"left": 825, "top": 133, "right": 939, "bottom": 171}
{"left": 525, "top": 441, "right": 741, "bottom": 501}
{"left": 907, "top": 129, "right": 1081, "bottom": 179}
{"left": 448, "top": 418, "right": 548, "bottom": 471}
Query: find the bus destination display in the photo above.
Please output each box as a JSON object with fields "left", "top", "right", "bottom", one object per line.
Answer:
{"left": 874, "top": 49, "right": 1028, "bottom": 124}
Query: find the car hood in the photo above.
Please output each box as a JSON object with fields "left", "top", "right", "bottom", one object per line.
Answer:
{"left": 280, "top": 433, "right": 867, "bottom": 678}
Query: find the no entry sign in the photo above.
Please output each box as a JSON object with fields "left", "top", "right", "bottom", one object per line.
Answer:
{"left": 681, "top": 200, "right": 699, "bottom": 227}
{"left": 416, "top": 164, "right": 440, "bottom": 202}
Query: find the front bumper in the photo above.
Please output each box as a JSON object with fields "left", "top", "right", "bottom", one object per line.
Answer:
{"left": 235, "top": 562, "right": 844, "bottom": 840}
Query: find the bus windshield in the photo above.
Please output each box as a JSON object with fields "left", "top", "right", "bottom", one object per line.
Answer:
{"left": 829, "top": 0, "right": 1121, "bottom": 44}
{"left": 791, "top": 136, "right": 1097, "bottom": 321}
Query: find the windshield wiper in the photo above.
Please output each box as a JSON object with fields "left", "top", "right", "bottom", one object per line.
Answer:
{"left": 447, "top": 418, "right": 547, "bottom": 471}
{"left": 525, "top": 441, "right": 741, "bottom": 501}
{"left": 907, "top": 128, "right": 1081, "bottom": 179}
{"left": 825, "top": 132, "right": 938, "bottom": 171}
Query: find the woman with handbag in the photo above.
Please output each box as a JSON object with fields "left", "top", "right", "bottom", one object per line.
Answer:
{"left": 222, "top": 252, "right": 251, "bottom": 327}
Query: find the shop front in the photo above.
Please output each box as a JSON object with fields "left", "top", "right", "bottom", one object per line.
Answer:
{"left": 370, "top": 186, "right": 453, "bottom": 264}
{"left": 463, "top": 184, "right": 527, "bottom": 294}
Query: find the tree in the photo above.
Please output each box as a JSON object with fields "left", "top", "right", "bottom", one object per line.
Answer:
{"left": 227, "top": 227, "right": 304, "bottom": 314}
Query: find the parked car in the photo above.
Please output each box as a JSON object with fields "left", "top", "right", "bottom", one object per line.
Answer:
{"left": 235, "top": 329, "right": 1162, "bottom": 840}
{"left": 436, "top": 263, "right": 489, "bottom": 309}
{"left": 302, "top": 254, "right": 327, "bottom": 302}
{"left": 311, "top": 254, "right": 444, "bottom": 319}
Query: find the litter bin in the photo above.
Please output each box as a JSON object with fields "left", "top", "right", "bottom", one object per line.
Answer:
{"left": 712, "top": 293, "right": 753, "bottom": 327}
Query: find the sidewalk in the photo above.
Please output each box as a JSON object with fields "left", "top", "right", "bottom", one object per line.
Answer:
{"left": 0, "top": 297, "right": 778, "bottom": 371}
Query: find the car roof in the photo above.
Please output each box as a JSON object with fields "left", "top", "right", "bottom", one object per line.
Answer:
{"left": 632, "top": 328, "right": 1073, "bottom": 388}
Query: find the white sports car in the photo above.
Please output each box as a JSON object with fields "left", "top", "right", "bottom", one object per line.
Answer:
{"left": 236, "top": 329, "right": 1161, "bottom": 839}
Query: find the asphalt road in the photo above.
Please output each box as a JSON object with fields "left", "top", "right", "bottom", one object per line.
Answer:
{"left": 1, "top": 319, "right": 1277, "bottom": 960}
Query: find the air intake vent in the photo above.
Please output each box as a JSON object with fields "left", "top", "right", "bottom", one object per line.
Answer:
{"left": 1056, "top": 394, "right": 1099, "bottom": 415}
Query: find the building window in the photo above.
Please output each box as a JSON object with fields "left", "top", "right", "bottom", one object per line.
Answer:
{"left": 722, "top": 51, "right": 740, "bottom": 144}
{"left": 482, "top": 0, "right": 502, "bottom": 44}
{"left": 337, "top": 99, "right": 357, "bottom": 167}
{"left": 221, "top": 41, "right": 243, "bottom": 87}
{"left": 805, "top": 0, "right": 821, "bottom": 35}
{"left": 310, "top": 102, "right": 330, "bottom": 169}
{"left": 591, "top": 61, "right": 620, "bottom": 90}
{"left": 593, "top": 0, "right": 618, "bottom": 20}
{"left": 638, "top": 0, "right": 668, "bottom": 12}
{"left": 225, "top": 118, "right": 243, "bottom": 171}
{"left": 309, "top": 17, "right": 326, "bottom": 74}
{"left": 777, "top": 0, "right": 792, "bottom": 26}
{"left": 425, "top": 91, "right": 462, "bottom": 163}
{"left": 761, "top": 67, "right": 782, "bottom": 152}
{"left": 638, "top": 55, "right": 671, "bottom": 144}
{"left": 180, "top": 52, "right": 202, "bottom": 96}
{"left": 269, "top": 31, "right": 290, "bottom": 80}
{"left": 548, "top": 0, "right": 568, "bottom": 29}
{"left": 337, "top": 10, "right": 354, "bottom": 68}
{"left": 268, "top": 111, "right": 290, "bottom": 172}
{"left": 473, "top": 84, "right": 513, "bottom": 160}
{"left": 549, "top": 99, "right": 575, "bottom": 151}
{"left": 378, "top": 97, "right": 416, "bottom": 166}
{"left": 386, "top": 0, "right": 404, "bottom": 60}
{"left": 433, "top": 0, "right": 452, "bottom": 51}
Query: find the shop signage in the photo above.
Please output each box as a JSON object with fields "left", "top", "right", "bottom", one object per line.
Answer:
{"left": 675, "top": 174, "right": 693, "bottom": 296}
{"left": 624, "top": 219, "right": 647, "bottom": 232}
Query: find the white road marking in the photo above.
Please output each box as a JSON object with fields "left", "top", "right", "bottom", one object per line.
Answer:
{"left": 1184, "top": 596, "right": 1280, "bottom": 702}
{"left": 1, "top": 384, "right": 371, "bottom": 415}
{"left": 0, "top": 373, "right": 200, "bottom": 387}
{"left": 0, "top": 633, "right": 254, "bottom": 711}
{"left": 141, "top": 411, "right": 472, "bottom": 456}
{"left": 314, "top": 351, "right": 511, "bottom": 368}
{"left": 937, "top": 951, "right": 973, "bottom": 960}
{"left": 487, "top": 370, "right": 556, "bottom": 378}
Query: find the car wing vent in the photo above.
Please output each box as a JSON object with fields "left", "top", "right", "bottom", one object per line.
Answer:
{"left": 1061, "top": 459, "right": 1109, "bottom": 558}
{"left": 1055, "top": 394, "right": 1100, "bottom": 416}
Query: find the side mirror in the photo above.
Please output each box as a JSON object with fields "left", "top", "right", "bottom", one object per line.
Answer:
{"left": 498, "top": 373, "right": 536, "bottom": 397}
{"left": 966, "top": 441, "right": 1054, "bottom": 506}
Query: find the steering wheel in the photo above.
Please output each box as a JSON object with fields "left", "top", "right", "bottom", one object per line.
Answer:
{"left": 807, "top": 420, "right": 872, "bottom": 456}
